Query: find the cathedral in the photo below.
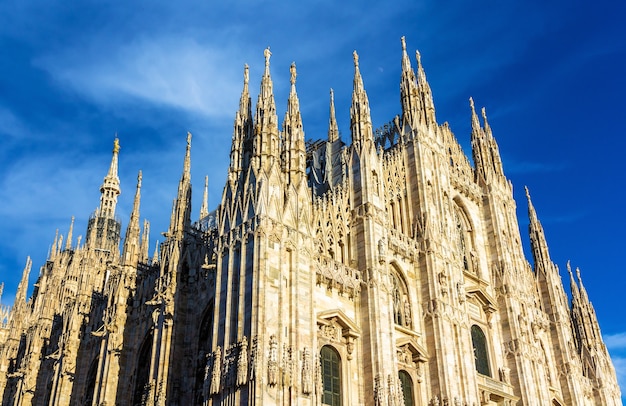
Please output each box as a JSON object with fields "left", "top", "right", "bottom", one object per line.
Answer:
{"left": 0, "top": 37, "right": 621, "bottom": 405}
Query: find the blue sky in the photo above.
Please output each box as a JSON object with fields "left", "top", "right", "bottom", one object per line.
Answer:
{"left": 0, "top": 0, "right": 624, "bottom": 397}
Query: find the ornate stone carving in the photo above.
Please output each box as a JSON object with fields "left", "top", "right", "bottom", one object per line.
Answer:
{"left": 236, "top": 336, "right": 248, "bottom": 386}
{"left": 315, "top": 257, "right": 361, "bottom": 298}
{"left": 319, "top": 318, "right": 341, "bottom": 342}
{"left": 374, "top": 374, "right": 386, "bottom": 406}
{"left": 267, "top": 335, "right": 279, "bottom": 386}
{"left": 209, "top": 346, "right": 221, "bottom": 395}
{"left": 282, "top": 344, "right": 294, "bottom": 387}
{"left": 302, "top": 347, "right": 313, "bottom": 395}
{"left": 499, "top": 366, "right": 511, "bottom": 384}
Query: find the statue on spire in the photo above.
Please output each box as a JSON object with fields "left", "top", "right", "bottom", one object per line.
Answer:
{"left": 113, "top": 138, "right": 120, "bottom": 154}
{"left": 264, "top": 47, "right": 271, "bottom": 68}
{"left": 244, "top": 63, "right": 249, "bottom": 85}
{"left": 290, "top": 62, "right": 297, "bottom": 85}
{"left": 353, "top": 50, "right": 359, "bottom": 67}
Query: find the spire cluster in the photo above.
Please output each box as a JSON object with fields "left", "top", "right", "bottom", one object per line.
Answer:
{"left": 469, "top": 98, "right": 505, "bottom": 183}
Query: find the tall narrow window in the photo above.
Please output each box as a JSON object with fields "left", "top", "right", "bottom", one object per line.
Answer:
{"left": 398, "top": 370, "right": 414, "bottom": 406}
{"left": 133, "top": 332, "right": 153, "bottom": 406}
{"left": 471, "top": 325, "right": 491, "bottom": 376}
{"left": 84, "top": 357, "right": 99, "bottom": 406}
{"left": 391, "top": 269, "right": 412, "bottom": 329}
{"left": 321, "top": 345, "right": 341, "bottom": 406}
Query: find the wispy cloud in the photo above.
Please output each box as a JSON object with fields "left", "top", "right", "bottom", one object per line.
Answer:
{"left": 34, "top": 38, "right": 244, "bottom": 119}
{"left": 606, "top": 333, "right": 626, "bottom": 351}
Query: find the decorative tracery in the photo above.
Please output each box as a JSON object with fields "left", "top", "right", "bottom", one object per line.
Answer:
{"left": 391, "top": 267, "right": 412, "bottom": 329}
{"left": 453, "top": 203, "right": 476, "bottom": 274}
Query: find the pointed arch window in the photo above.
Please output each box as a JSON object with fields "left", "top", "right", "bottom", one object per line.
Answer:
{"left": 391, "top": 268, "right": 412, "bottom": 329}
{"left": 398, "top": 370, "right": 414, "bottom": 406}
{"left": 454, "top": 205, "right": 475, "bottom": 273}
{"left": 471, "top": 325, "right": 491, "bottom": 377}
{"left": 321, "top": 345, "right": 342, "bottom": 406}
{"left": 133, "top": 331, "right": 153, "bottom": 406}
{"left": 84, "top": 357, "right": 99, "bottom": 406}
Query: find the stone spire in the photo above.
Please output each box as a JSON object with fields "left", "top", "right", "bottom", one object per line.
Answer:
{"left": 122, "top": 171, "right": 142, "bottom": 265}
{"left": 152, "top": 240, "right": 160, "bottom": 264}
{"left": 328, "top": 89, "right": 339, "bottom": 143}
{"left": 230, "top": 64, "right": 253, "bottom": 179}
{"left": 168, "top": 133, "right": 193, "bottom": 239}
{"left": 415, "top": 50, "right": 436, "bottom": 126}
{"left": 281, "top": 62, "right": 306, "bottom": 185}
{"left": 576, "top": 268, "right": 591, "bottom": 309}
{"left": 350, "top": 50, "right": 373, "bottom": 148}
{"left": 86, "top": 139, "right": 123, "bottom": 252}
{"left": 399, "top": 37, "right": 419, "bottom": 128}
{"left": 65, "top": 216, "right": 75, "bottom": 251}
{"left": 98, "top": 138, "right": 122, "bottom": 218}
{"left": 16, "top": 257, "right": 31, "bottom": 303}
{"left": 525, "top": 187, "right": 552, "bottom": 269}
{"left": 200, "top": 175, "right": 209, "bottom": 220}
{"left": 253, "top": 47, "right": 280, "bottom": 171}
{"left": 567, "top": 261, "right": 580, "bottom": 301}
{"left": 482, "top": 107, "right": 504, "bottom": 177}
{"left": 470, "top": 99, "right": 505, "bottom": 183}
{"left": 49, "top": 229, "right": 59, "bottom": 260}
{"left": 570, "top": 266, "right": 602, "bottom": 349}
{"left": 141, "top": 219, "right": 150, "bottom": 262}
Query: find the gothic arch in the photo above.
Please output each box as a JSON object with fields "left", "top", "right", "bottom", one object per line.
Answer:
{"left": 195, "top": 301, "right": 214, "bottom": 403}
{"left": 452, "top": 200, "right": 477, "bottom": 275}
{"left": 320, "top": 345, "right": 342, "bottom": 406}
{"left": 390, "top": 263, "right": 413, "bottom": 329}
{"left": 83, "top": 356, "right": 99, "bottom": 405}
{"left": 132, "top": 330, "right": 153, "bottom": 406}
{"left": 471, "top": 324, "right": 491, "bottom": 377}
{"left": 398, "top": 370, "right": 414, "bottom": 406}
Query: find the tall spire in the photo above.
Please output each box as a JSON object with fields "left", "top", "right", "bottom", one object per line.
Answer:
{"left": 470, "top": 97, "right": 488, "bottom": 182}
{"left": 576, "top": 267, "right": 590, "bottom": 304}
{"left": 49, "top": 229, "right": 59, "bottom": 260}
{"left": 415, "top": 50, "right": 436, "bottom": 126}
{"left": 328, "top": 89, "right": 339, "bottom": 142}
{"left": 98, "top": 138, "right": 122, "bottom": 218}
{"left": 253, "top": 47, "right": 280, "bottom": 170}
{"left": 200, "top": 175, "right": 209, "bottom": 220}
{"left": 15, "top": 257, "right": 32, "bottom": 307}
{"left": 525, "top": 187, "right": 552, "bottom": 269}
{"left": 183, "top": 132, "right": 191, "bottom": 182}
{"left": 152, "top": 240, "right": 160, "bottom": 265}
{"left": 481, "top": 106, "right": 493, "bottom": 137}
{"left": 230, "top": 64, "right": 253, "bottom": 179}
{"left": 470, "top": 99, "right": 505, "bottom": 183}
{"left": 122, "top": 171, "right": 142, "bottom": 265}
{"left": 482, "top": 107, "right": 504, "bottom": 177}
{"left": 141, "top": 219, "right": 150, "bottom": 262}
{"left": 281, "top": 62, "right": 306, "bottom": 185}
{"left": 168, "top": 133, "right": 193, "bottom": 238}
{"left": 567, "top": 261, "right": 580, "bottom": 301}
{"left": 65, "top": 216, "right": 75, "bottom": 251}
{"left": 350, "top": 50, "right": 373, "bottom": 148}
{"left": 399, "top": 37, "right": 419, "bottom": 128}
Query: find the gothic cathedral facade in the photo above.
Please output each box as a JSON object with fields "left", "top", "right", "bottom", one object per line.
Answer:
{"left": 0, "top": 38, "right": 621, "bottom": 405}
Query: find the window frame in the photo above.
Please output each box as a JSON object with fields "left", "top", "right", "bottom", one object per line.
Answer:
{"left": 320, "top": 345, "right": 342, "bottom": 406}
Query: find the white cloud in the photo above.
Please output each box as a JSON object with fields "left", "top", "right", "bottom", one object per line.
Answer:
{"left": 606, "top": 333, "right": 626, "bottom": 351}
{"left": 34, "top": 38, "right": 245, "bottom": 119}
